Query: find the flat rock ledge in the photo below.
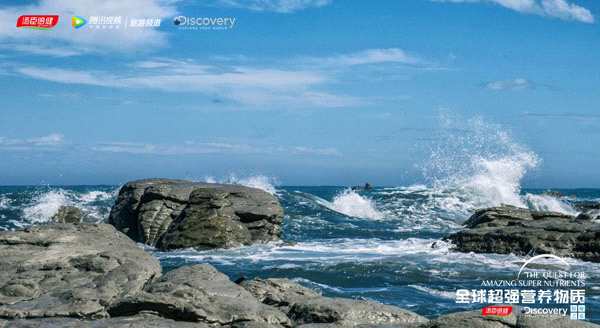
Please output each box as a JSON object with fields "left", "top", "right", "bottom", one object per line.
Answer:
{"left": 1, "top": 223, "right": 598, "bottom": 327}
{"left": 445, "top": 205, "right": 600, "bottom": 262}
{"left": 108, "top": 178, "right": 284, "bottom": 250}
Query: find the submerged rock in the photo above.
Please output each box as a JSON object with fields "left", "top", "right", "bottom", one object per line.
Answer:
{"left": 108, "top": 178, "right": 284, "bottom": 250}
{"left": 240, "top": 278, "right": 428, "bottom": 327}
{"left": 0, "top": 224, "right": 161, "bottom": 319}
{"left": 50, "top": 205, "right": 85, "bottom": 224}
{"left": 446, "top": 205, "right": 600, "bottom": 262}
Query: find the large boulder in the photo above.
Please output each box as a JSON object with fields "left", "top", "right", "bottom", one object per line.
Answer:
{"left": 108, "top": 178, "right": 284, "bottom": 250}
{"left": 0, "top": 224, "right": 161, "bottom": 319}
{"left": 240, "top": 278, "right": 428, "bottom": 327}
{"left": 109, "top": 264, "right": 291, "bottom": 327}
{"left": 445, "top": 205, "right": 600, "bottom": 262}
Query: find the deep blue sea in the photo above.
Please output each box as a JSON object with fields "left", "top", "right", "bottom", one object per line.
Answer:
{"left": 1, "top": 183, "right": 599, "bottom": 322}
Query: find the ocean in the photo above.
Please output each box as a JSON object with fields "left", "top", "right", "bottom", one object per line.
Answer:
{"left": 1, "top": 181, "right": 599, "bottom": 322}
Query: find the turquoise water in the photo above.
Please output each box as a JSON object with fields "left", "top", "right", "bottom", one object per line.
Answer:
{"left": 1, "top": 185, "right": 599, "bottom": 321}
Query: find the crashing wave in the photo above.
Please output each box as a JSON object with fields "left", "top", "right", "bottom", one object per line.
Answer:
{"left": 203, "top": 174, "right": 278, "bottom": 195}
{"left": 423, "top": 116, "right": 575, "bottom": 216}
{"left": 21, "top": 188, "right": 115, "bottom": 224}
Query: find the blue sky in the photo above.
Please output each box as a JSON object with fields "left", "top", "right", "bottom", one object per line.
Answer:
{"left": 0, "top": 0, "right": 599, "bottom": 187}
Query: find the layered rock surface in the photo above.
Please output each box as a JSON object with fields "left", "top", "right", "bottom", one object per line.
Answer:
{"left": 445, "top": 205, "right": 600, "bottom": 262}
{"left": 0, "top": 224, "right": 161, "bottom": 319}
{"left": 108, "top": 178, "right": 284, "bottom": 250}
{"left": 240, "top": 278, "right": 428, "bottom": 327}
{"left": 108, "top": 264, "right": 291, "bottom": 327}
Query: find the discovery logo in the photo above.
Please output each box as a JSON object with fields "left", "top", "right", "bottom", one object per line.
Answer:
{"left": 173, "top": 15, "right": 236, "bottom": 30}
{"left": 16, "top": 15, "right": 59, "bottom": 30}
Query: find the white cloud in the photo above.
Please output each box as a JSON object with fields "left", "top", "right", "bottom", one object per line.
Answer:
{"left": 213, "top": 0, "right": 332, "bottom": 13}
{"left": 0, "top": 0, "right": 176, "bottom": 56}
{"left": 0, "top": 133, "right": 64, "bottom": 150}
{"left": 434, "top": 0, "right": 594, "bottom": 23}
{"left": 485, "top": 77, "right": 532, "bottom": 90}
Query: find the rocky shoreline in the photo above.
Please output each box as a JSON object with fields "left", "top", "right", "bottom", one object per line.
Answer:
{"left": 0, "top": 179, "right": 599, "bottom": 327}
{"left": 1, "top": 224, "right": 597, "bottom": 327}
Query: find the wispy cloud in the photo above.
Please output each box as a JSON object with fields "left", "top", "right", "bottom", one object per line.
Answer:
{"left": 14, "top": 56, "right": 368, "bottom": 108}
{"left": 316, "top": 48, "right": 421, "bottom": 67}
{"left": 0, "top": 133, "right": 64, "bottom": 150}
{"left": 0, "top": 0, "right": 176, "bottom": 56}
{"left": 92, "top": 141, "right": 341, "bottom": 156}
{"left": 433, "top": 0, "right": 594, "bottom": 23}
{"left": 484, "top": 78, "right": 533, "bottom": 90}
{"left": 522, "top": 112, "right": 600, "bottom": 120}
{"left": 12, "top": 48, "right": 429, "bottom": 108}
{"left": 212, "top": 0, "right": 332, "bottom": 13}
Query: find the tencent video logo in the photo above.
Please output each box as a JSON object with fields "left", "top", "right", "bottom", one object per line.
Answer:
{"left": 16, "top": 15, "right": 59, "bottom": 30}
{"left": 72, "top": 16, "right": 87, "bottom": 29}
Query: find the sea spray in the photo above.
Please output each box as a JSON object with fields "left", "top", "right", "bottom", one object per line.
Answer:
{"left": 423, "top": 115, "right": 575, "bottom": 215}
{"left": 22, "top": 190, "right": 70, "bottom": 223}
{"left": 21, "top": 188, "right": 115, "bottom": 224}
{"left": 202, "top": 174, "right": 278, "bottom": 195}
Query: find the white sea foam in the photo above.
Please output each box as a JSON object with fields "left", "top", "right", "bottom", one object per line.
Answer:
{"left": 524, "top": 193, "right": 578, "bottom": 215}
{"left": 408, "top": 285, "right": 455, "bottom": 299}
{"left": 0, "top": 195, "right": 11, "bottom": 209}
{"left": 154, "top": 238, "right": 453, "bottom": 265}
{"left": 77, "top": 190, "right": 114, "bottom": 203}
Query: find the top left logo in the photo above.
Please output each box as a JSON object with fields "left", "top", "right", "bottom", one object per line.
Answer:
{"left": 16, "top": 15, "right": 59, "bottom": 30}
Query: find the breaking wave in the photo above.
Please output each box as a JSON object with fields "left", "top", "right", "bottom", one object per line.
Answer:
{"left": 203, "top": 174, "right": 278, "bottom": 195}
{"left": 423, "top": 116, "right": 575, "bottom": 216}
{"left": 21, "top": 188, "right": 116, "bottom": 224}
{"left": 328, "top": 189, "right": 384, "bottom": 219}
{"left": 296, "top": 189, "right": 384, "bottom": 220}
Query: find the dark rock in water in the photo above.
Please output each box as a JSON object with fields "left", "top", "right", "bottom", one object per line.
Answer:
{"left": 240, "top": 278, "right": 428, "bottom": 327}
{"left": 574, "top": 201, "right": 600, "bottom": 212}
{"left": 0, "top": 224, "right": 161, "bottom": 319}
{"left": 0, "top": 314, "right": 207, "bottom": 327}
{"left": 576, "top": 211, "right": 599, "bottom": 221}
{"left": 50, "top": 205, "right": 85, "bottom": 224}
{"left": 542, "top": 190, "right": 563, "bottom": 198}
{"left": 108, "top": 178, "right": 284, "bottom": 250}
{"left": 109, "top": 264, "right": 291, "bottom": 327}
{"left": 446, "top": 205, "right": 600, "bottom": 262}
